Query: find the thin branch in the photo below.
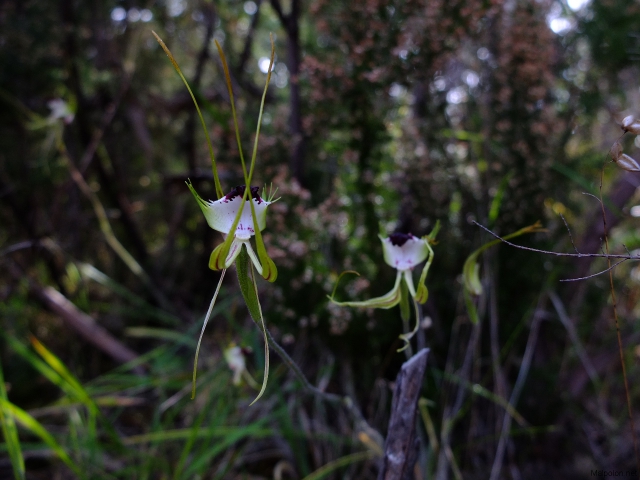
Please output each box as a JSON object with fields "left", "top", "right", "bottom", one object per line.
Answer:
{"left": 473, "top": 221, "right": 639, "bottom": 261}
{"left": 598, "top": 167, "right": 640, "bottom": 473}
{"left": 559, "top": 259, "right": 628, "bottom": 282}
{"left": 559, "top": 213, "right": 579, "bottom": 254}
{"left": 37, "top": 285, "right": 142, "bottom": 367}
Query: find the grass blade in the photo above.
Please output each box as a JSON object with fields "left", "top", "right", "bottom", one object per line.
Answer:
{"left": 0, "top": 398, "right": 80, "bottom": 475}
{"left": 301, "top": 451, "right": 376, "bottom": 480}
{"left": 0, "top": 360, "right": 25, "bottom": 480}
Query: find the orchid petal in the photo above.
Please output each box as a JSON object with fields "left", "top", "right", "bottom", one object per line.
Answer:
{"left": 397, "top": 297, "right": 420, "bottom": 352}
{"left": 380, "top": 235, "right": 430, "bottom": 271}
{"left": 236, "top": 248, "right": 270, "bottom": 404}
{"left": 248, "top": 261, "right": 269, "bottom": 405}
{"left": 415, "top": 239, "right": 435, "bottom": 304}
{"left": 187, "top": 182, "right": 270, "bottom": 237}
{"left": 244, "top": 241, "right": 263, "bottom": 276}
{"left": 212, "top": 193, "right": 249, "bottom": 270}
{"left": 224, "top": 238, "right": 244, "bottom": 268}
{"left": 329, "top": 271, "right": 403, "bottom": 309}
{"left": 402, "top": 270, "right": 417, "bottom": 298}
{"left": 249, "top": 197, "right": 277, "bottom": 282}
{"left": 192, "top": 269, "right": 226, "bottom": 399}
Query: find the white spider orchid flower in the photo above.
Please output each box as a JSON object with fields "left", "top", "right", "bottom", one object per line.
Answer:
{"left": 187, "top": 183, "right": 278, "bottom": 280}
{"left": 329, "top": 224, "right": 439, "bottom": 351}
{"left": 155, "top": 31, "right": 278, "bottom": 403}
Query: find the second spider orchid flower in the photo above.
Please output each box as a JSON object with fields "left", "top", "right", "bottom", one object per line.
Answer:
{"left": 329, "top": 223, "right": 439, "bottom": 351}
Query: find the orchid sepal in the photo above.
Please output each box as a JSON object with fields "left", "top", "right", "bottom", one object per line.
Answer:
{"left": 415, "top": 237, "right": 435, "bottom": 304}
{"left": 397, "top": 295, "right": 420, "bottom": 352}
{"left": 379, "top": 234, "right": 430, "bottom": 271}
{"left": 248, "top": 193, "right": 278, "bottom": 282}
{"left": 329, "top": 271, "right": 403, "bottom": 309}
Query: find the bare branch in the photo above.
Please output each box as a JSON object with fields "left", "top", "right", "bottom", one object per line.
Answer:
{"left": 559, "top": 259, "right": 628, "bottom": 282}
{"left": 559, "top": 213, "right": 579, "bottom": 254}
{"left": 473, "top": 221, "right": 639, "bottom": 261}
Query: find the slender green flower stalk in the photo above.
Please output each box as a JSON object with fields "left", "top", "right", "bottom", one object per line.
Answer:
{"left": 329, "top": 222, "right": 440, "bottom": 351}
{"left": 154, "top": 32, "right": 279, "bottom": 403}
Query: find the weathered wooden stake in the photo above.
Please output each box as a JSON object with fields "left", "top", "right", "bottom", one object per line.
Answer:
{"left": 378, "top": 348, "right": 429, "bottom": 480}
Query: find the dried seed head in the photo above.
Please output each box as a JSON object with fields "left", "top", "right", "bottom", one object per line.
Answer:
{"left": 611, "top": 141, "right": 623, "bottom": 160}
{"left": 615, "top": 153, "right": 640, "bottom": 172}
{"left": 621, "top": 115, "right": 640, "bottom": 135}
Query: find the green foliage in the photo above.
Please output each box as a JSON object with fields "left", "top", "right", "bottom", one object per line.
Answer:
{"left": 2, "top": 0, "right": 640, "bottom": 477}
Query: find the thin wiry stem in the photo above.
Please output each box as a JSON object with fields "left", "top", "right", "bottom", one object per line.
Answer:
{"left": 472, "top": 221, "right": 638, "bottom": 261}
{"left": 559, "top": 259, "right": 628, "bottom": 282}
{"left": 559, "top": 213, "right": 579, "bottom": 254}
{"left": 598, "top": 166, "right": 640, "bottom": 473}
{"left": 263, "top": 328, "right": 384, "bottom": 452}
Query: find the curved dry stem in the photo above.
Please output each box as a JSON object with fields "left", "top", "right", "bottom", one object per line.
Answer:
{"left": 598, "top": 164, "right": 640, "bottom": 471}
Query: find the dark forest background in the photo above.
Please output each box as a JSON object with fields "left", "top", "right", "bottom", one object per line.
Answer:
{"left": 1, "top": 0, "right": 640, "bottom": 478}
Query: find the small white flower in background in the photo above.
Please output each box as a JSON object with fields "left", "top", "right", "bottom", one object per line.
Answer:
{"left": 47, "top": 98, "right": 75, "bottom": 124}
{"left": 224, "top": 344, "right": 246, "bottom": 385}
{"left": 329, "top": 224, "right": 439, "bottom": 351}
{"left": 223, "top": 344, "right": 260, "bottom": 389}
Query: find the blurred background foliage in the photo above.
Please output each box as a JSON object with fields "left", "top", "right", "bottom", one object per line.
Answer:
{"left": 1, "top": 0, "right": 640, "bottom": 478}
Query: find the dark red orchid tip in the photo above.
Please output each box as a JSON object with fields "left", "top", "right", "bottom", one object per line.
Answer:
{"left": 389, "top": 232, "right": 414, "bottom": 247}
{"left": 224, "top": 185, "right": 262, "bottom": 203}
